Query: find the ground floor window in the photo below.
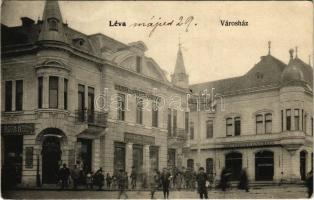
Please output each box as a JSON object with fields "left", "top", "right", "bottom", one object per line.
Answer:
{"left": 225, "top": 152, "right": 242, "bottom": 181}
{"left": 2, "top": 135, "right": 23, "bottom": 188}
{"left": 114, "top": 142, "right": 126, "bottom": 173}
{"left": 167, "top": 149, "right": 176, "bottom": 168}
{"left": 187, "top": 159, "right": 194, "bottom": 171}
{"left": 206, "top": 158, "right": 214, "bottom": 175}
{"left": 255, "top": 151, "right": 274, "bottom": 181}
{"left": 300, "top": 151, "right": 307, "bottom": 181}
{"left": 149, "top": 146, "right": 159, "bottom": 171}
{"left": 77, "top": 138, "right": 92, "bottom": 173}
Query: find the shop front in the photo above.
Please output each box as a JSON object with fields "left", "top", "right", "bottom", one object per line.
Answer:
{"left": 1, "top": 123, "right": 35, "bottom": 188}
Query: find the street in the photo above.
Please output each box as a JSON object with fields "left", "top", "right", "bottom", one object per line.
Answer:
{"left": 2, "top": 185, "right": 309, "bottom": 199}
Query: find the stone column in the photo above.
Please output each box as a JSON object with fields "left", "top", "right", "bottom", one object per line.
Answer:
{"left": 92, "top": 139, "right": 101, "bottom": 171}
{"left": 126, "top": 143, "right": 133, "bottom": 174}
{"left": 58, "top": 78, "right": 64, "bottom": 110}
{"left": 288, "top": 150, "right": 300, "bottom": 182}
{"left": 43, "top": 75, "right": 49, "bottom": 108}
{"left": 143, "top": 145, "right": 150, "bottom": 174}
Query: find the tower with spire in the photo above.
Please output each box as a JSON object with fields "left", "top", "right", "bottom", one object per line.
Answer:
{"left": 171, "top": 42, "right": 189, "bottom": 89}
{"left": 38, "top": 0, "right": 68, "bottom": 43}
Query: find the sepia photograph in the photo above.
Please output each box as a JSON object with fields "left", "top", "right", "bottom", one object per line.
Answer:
{"left": 1, "top": 0, "right": 313, "bottom": 199}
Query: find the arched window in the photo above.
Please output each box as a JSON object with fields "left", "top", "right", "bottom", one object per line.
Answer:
{"left": 48, "top": 18, "right": 58, "bottom": 31}
{"left": 225, "top": 152, "right": 242, "bottom": 180}
{"left": 206, "top": 158, "right": 213, "bottom": 175}
{"left": 265, "top": 113, "right": 272, "bottom": 133}
{"left": 234, "top": 117, "right": 241, "bottom": 136}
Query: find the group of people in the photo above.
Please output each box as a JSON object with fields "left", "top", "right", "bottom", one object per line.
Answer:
{"left": 57, "top": 164, "right": 110, "bottom": 190}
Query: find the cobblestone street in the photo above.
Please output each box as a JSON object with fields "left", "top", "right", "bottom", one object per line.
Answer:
{"left": 2, "top": 185, "right": 309, "bottom": 199}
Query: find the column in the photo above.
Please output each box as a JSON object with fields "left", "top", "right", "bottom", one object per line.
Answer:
{"left": 43, "top": 75, "right": 49, "bottom": 108}
{"left": 283, "top": 109, "right": 286, "bottom": 131}
{"left": 126, "top": 143, "right": 133, "bottom": 174}
{"left": 143, "top": 145, "right": 150, "bottom": 174}
{"left": 58, "top": 78, "right": 64, "bottom": 110}
{"left": 92, "top": 139, "right": 101, "bottom": 171}
{"left": 288, "top": 150, "right": 300, "bottom": 182}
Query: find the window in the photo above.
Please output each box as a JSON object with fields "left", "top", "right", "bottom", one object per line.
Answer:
{"left": 190, "top": 122, "right": 194, "bottom": 140}
{"left": 304, "top": 114, "right": 307, "bottom": 134}
{"left": 311, "top": 117, "right": 313, "bottom": 136}
{"left": 38, "top": 77, "right": 43, "bottom": 109}
{"left": 167, "top": 108, "right": 172, "bottom": 136}
{"left": 117, "top": 93, "right": 125, "bottom": 121}
{"left": 173, "top": 109, "right": 177, "bottom": 136}
{"left": 64, "top": 79, "right": 68, "bottom": 110}
{"left": 226, "top": 118, "right": 233, "bottom": 136}
{"left": 15, "top": 80, "right": 23, "bottom": 111}
{"left": 302, "top": 110, "right": 304, "bottom": 131}
{"left": 49, "top": 76, "right": 58, "bottom": 108}
{"left": 234, "top": 117, "right": 241, "bottom": 136}
{"left": 136, "top": 98, "right": 143, "bottom": 124}
{"left": 286, "top": 109, "right": 291, "bottom": 131}
{"left": 136, "top": 56, "right": 142, "bottom": 73}
{"left": 294, "top": 109, "right": 300, "bottom": 131}
{"left": 152, "top": 100, "right": 158, "bottom": 127}
{"left": 265, "top": 114, "right": 272, "bottom": 133}
{"left": 5, "top": 81, "right": 12, "bottom": 111}
{"left": 256, "top": 115, "right": 263, "bottom": 134}
{"left": 78, "top": 84, "right": 85, "bottom": 110}
{"left": 187, "top": 159, "right": 194, "bottom": 171}
{"left": 206, "top": 120, "right": 213, "bottom": 138}
{"left": 88, "top": 87, "right": 95, "bottom": 122}
{"left": 281, "top": 110, "right": 283, "bottom": 132}
{"left": 48, "top": 18, "right": 58, "bottom": 31}
{"left": 185, "top": 112, "right": 189, "bottom": 134}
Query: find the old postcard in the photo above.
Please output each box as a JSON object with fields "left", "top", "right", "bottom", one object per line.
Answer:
{"left": 1, "top": 0, "right": 313, "bottom": 199}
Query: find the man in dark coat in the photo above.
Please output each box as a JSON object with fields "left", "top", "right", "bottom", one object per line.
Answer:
{"left": 196, "top": 167, "right": 208, "bottom": 199}
{"left": 161, "top": 168, "right": 171, "bottom": 199}
{"left": 130, "top": 166, "right": 137, "bottom": 189}
{"left": 58, "top": 164, "right": 70, "bottom": 190}
{"left": 219, "top": 167, "right": 230, "bottom": 192}
{"left": 238, "top": 168, "right": 249, "bottom": 192}
{"left": 306, "top": 170, "right": 313, "bottom": 198}
{"left": 117, "top": 169, "right": 128, "bottom": 199}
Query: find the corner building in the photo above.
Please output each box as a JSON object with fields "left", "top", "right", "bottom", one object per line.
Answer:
{"left": 185, "top": 49, "right": 313, "bottom": 183}
{"left": 1, "top": 1, "right": 189, "bottom": 187}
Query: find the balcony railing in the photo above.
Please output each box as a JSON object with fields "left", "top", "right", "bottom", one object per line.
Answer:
{"left": 168, "top": 128, "right": 187, "bottom": 140}
{"left": 75, "top": 109, "right": 108, "bottom": 126}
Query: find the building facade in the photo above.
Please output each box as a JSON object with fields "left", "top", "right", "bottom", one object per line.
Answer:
{"left": 1, "top": 1, "right": 189, "bottom": 187}
{"left": 184, "top": 48, "right": 313, "bottom": 183}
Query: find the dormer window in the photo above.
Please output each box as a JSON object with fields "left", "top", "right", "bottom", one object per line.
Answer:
{"left": 48, "top": 18, "right": 59, "bottom": 31}
{"left": 73, "top": 38, "right": 85, "bottom": 47}
{"left": 255, "top": 72, "right": 264, "bottom": 79}
{"left": 136, "top": 56, "right": 142, "bottom": 73}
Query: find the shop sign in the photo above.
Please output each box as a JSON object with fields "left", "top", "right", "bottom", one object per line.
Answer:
{"left": 115, "top": 84, "right": 161, "bottom": 102}
{"left": 1, "top": 123, "right": 35, "bottom": 136}
{"left": 223, "top": 141, "right": 275, "bottom": 148}
{"left": 124, "top": 132, "right": 155, "bottom": 145}
{"left": 25, "top": 147, "right": 33, "bottom": 168}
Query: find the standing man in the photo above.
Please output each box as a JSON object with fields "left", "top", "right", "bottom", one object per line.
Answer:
{"left": 149, "top": 169, "right": 160, "bottom": 199}
{"left": 58, "top": 164, "right": 70, "bottom": 190}
{"left": 306, "top": 170, "right": 313, "bottom": 198}
{"left": 130, "top": 166, "right": 137, "bottom": 189}
{"left": 71, "top": 165, "right": 80, "bottom": 190}
{"left": 117, "top": 169, "right": 128, "bottom": 199}
{"left": 196, "top": 167, "right": 208, "bottom": 199}
{"left": 161, "top": 168, "right": 171, "bottom": 199}
{"left": 238, "top": 168, "right": 249, "bottom": 192}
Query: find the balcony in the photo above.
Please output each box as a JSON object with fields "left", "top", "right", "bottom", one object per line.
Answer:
{"left": 168, "top": 128, "right": 187, "bottom": 147}
{"left": 75, "top": 109, "right": 108, "bottom": 127}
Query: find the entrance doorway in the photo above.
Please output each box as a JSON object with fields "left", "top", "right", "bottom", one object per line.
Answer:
{"left": 2, "top": 135, "right": 23, "bottom": 188}
{"left": 300, "top": 151, "right": 307, "bottom": 181}
{"left": 42, "top": 136, "right": 61, "bottom": 184}
{"left": 255, "top": 151, "right": 274, "bottom": 181}
{"left": 225, "top": 152, "right": 242, "bottom": 181}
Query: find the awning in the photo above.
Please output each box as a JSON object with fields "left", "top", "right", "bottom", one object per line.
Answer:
{"left": 77, "top": 126, "right": 106, "bottom": 139}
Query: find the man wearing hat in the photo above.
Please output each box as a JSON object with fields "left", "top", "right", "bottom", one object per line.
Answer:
{"left": 196, "top": 167, "right": 208, "bottom": 199}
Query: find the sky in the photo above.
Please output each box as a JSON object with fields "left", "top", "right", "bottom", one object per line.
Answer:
{"left": 1, "top": 1, "right": 313, "bottom": 84}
